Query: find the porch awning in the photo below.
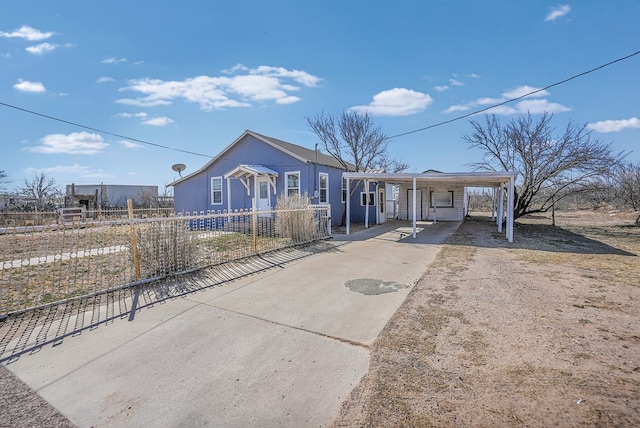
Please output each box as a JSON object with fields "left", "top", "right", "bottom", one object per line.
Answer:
{"left": 224, "top": 164, "right": 279, "bottom": 180}
{"left": 223, "top": 165, "right": 279, "bottom": 211}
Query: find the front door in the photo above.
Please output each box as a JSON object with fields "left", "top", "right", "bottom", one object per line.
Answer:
{"left": 378, "top": 188, "right": 386, "bottom": 224}
{"left": 257, "top": 177, "right": 271, "bottom": 211}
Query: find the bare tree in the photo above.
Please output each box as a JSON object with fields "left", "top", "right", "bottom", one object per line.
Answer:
{"left": 307, "top": 111, "right": 407, "bottom": 224}
{"left": 20, "top": 172, "right": 62, "bottom": 211}
{"left": 610, "top": 161, "right": 640, "bottom": 226}
{"left": 612, "top": 161, "right": 640, "bottom": 210}
{"left": 464, "top": 113, "right": 623, "bottom": 219}
{"left": 0, "top": 170, "right": 7, "bottom": 190}
{"left": 306, "top": 111, "right": 407, "bottom": 173}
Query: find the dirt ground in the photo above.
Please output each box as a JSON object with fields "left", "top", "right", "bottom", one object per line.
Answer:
{"left": 334, "top": 209, "right": 640, "bottom": 427}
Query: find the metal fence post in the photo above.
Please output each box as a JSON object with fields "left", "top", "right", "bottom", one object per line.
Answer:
{"left": 128, "top": 199, "right": 141, "bottom": 280}
{"left": 252, "top": 198, "right": 257, "bottom": 252}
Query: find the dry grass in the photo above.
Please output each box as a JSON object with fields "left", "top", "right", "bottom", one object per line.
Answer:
{"left": 335, "top": 208, "right": 640, "bottom": 427}
{"left": 1, "top": 212, "right": 330, "bottom": 314}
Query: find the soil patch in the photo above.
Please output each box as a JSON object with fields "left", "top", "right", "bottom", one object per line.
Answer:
{"left": 334, "top": 209, "right": 640, "bottom": 427}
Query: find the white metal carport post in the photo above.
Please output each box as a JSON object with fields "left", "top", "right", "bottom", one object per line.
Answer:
{"left": 412, "top": 176, "right": 417, "bottom": 238}
{"left": 497, "top": 184, "right": 504, "bottom": 233}
{"left": 346, "top": 176, "right": 350, "bottom": 235}
{"left": 364, "top": 179, "right": 369, "bottom": 229}
{"left": 506, "top": 175, "right": 514, "bottom": 242}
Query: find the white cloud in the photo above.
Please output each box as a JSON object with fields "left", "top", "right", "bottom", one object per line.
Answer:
{"left": 116, "top": 112, "right": 148, "bottom": 118}
{"left": 0, "top": 25, "right": 53, "bottom": 41}
{"left": 24, "top": 164, "right": 114, "bottom": 179}
{"left": 102, "top": 57, "right": 127, "bottom": 64}
{"left": 514, "top": 98, "right": 570, "bottom": 114}
{"left": 587, "top": 117, "right": 640, "bottom": 133}
{"left": 116, "top": 65, "right": 321, "bottom": 110}
{"left": 250, "top": 65, "right": 321, "bottom": 87}
{"left": 142, "top": 116, "right": 174, "bottom": 126}
{"left": 222, "top": 63, "right": 249, "bottom": 74}
{"left": 483, "top": 99, "right": 570, "bottom": 116}
{"left": 27, "top": 132, "right": 109, "bottom": 155}
{"left": 434, "top": 85, "right": 449, "bottom": 92}
{"left": 350, "top": 88, "right": 433, "bottom": 116}
{"left": 475, "top": 97, "right": 504, "bottom": 105}
{"left": 468, "top": 73, "right": 480, "bottom": 78}
{"left": 116, "top": 97, "right": 173, "bottom": 108}
{"left": 545, "top": 4, "right": 571, "bottom": 22}
{"left": 120, "top": 140, "right": 143, "bottom": 149}
{"left": 443, "top": 104, "right": 470, "bottom": 114}
{"left": 502, "top": 85, "right": 549, "bottom": 99}
{"left": 97, "top": 76, "right": 116, "bottom": 83}
{"left": 449, "top": 78, "right": 464, "bottom": 86}
{"left": 14, "top": 79, "right": 45, "bottom": 93}
{"left": 25, "top": 42, "right": 56, "bottom": 55}
{"left": 443, "top": 84, "right": 569, "bottom": 116}
{"left": 25, "top": 164, "right": 88, "bottom": 175}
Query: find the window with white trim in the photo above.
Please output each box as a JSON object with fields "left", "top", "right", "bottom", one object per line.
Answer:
{"left": 285, "top": 171, "right": 300, "bottom": 197}
{"left": 430, "top": 190, "right": 454, "bottom": 208}
{"left": 360, "top": 192, "right": 375, "bottom": 206}
{"left": 319, "top": 173, "right": 328, "bottom": 204}
{"left": 259, "top": 181, "right": 268, "bottom": 199}
{"left": 211, "top": 176, "right": 223, "bottom": 205}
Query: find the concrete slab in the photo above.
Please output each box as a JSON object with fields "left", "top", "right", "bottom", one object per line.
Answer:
{"left": 3, "top": 220, "right": 460, "bottom": 427}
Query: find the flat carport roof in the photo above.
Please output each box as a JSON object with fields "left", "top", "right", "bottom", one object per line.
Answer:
{"left": 343, "top": 171, "right": 518, "bottom": 242}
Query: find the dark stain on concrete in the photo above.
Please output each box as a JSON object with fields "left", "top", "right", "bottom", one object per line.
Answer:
{"left": 345, "top": 278, "right": 409, "bottom": 295}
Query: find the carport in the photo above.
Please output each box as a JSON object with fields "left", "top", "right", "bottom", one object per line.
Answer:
{"left": 343, "top": 171, "right": 518, "bottom": 242}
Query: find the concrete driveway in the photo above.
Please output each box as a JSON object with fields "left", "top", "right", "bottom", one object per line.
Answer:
{"left": 3, "top": 220, "right": 460, "bottom": 427}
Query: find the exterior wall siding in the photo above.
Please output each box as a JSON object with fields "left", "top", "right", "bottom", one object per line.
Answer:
{"left": 172, "top": 134, "right": 355, "bottom": 225}
{"left": 397, "top": 185, "right": 465, "bottom": 221}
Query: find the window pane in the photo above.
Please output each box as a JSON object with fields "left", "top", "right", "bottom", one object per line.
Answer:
{"left": 319, "top": 174, "right": 328, "bottom": 203}
{"left": 212, "top": 177, "right": 223, "bottom": 204}
{"left": 259, "top": 181, "right": 268, "bottom": 199}
{"left": 431, "top": 191, "right": 453, "bottom": 207}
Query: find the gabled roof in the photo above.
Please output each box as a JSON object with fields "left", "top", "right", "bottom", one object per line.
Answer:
{"left": 169, "top": 130, "right": 352, "bottom": 186}
{"left": 250, "top": 131, "right": 352, "bottom": 171}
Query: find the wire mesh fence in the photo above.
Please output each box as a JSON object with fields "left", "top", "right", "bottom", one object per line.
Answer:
{"left": 0, "top": 205, "right": 331, "bottom": 317}
{"left": 0, "top": 207, "right": 175, "bottom": 228}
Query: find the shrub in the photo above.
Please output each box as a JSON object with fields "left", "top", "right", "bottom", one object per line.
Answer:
{"left": 134, "top": 218, "right": 198, "bottom": 278}
{"left": 275, "top": 193, "right": 320, "bottom": 241}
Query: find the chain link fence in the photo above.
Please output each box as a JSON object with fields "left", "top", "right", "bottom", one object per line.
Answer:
{"left": 1, "top": 206, "right": 331, "bottom": 317}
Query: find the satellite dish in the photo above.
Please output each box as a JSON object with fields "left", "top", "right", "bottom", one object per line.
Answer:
{"left": 171, "top": 163, "right": 186, "bottom": 177}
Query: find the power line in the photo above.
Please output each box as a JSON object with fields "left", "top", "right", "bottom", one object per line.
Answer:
{"left": 387, "top": 49, "right": 640, "bottom": 140}
{"left": 2, "top": 49, "right": 638, "bottom": 151}
{"left": 0, "top": 101, "right": 215, "bottom": 158}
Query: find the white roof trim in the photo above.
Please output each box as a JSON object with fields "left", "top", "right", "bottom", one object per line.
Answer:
{"left": 224, "top": 164, "right": 279, "bottom": 179}
{"left": 342, "top": 171, "right": 517, "bottom": 187}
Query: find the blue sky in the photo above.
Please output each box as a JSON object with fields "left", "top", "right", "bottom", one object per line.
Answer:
{"left": 1, "top": 1, "right": 639, "bottom": 192}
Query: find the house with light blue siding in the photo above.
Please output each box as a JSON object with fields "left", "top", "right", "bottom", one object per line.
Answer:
{"left": 169, "top": 130, "right": 381, "bottom": 226}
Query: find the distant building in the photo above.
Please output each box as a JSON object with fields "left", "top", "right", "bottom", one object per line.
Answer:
{"left": 65, "top": 184, "right": 160, "bottom": 209}
{"left": 0, "top": 193, "right": 36, "bottom": 211}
